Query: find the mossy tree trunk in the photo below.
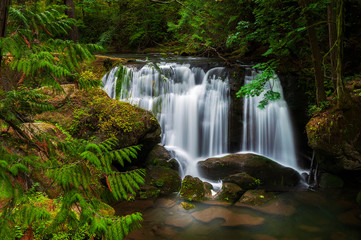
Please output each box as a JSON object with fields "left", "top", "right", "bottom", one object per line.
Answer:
{"left": 299, "top": 0, "right": 326, "bottom": 106}
{"left": 335, "top": 0, "right": 350, "bottom": 109}
{"left": 328, "top": 1, "right": 337, "bottom": 90}
{"left": 0, "top": 0, "right": 11, "bottom": 67}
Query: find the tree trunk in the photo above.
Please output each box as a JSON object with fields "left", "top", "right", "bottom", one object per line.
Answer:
{"left": 328, "top": 2, "right": 337, "bottom": 89}
{"left": 335, "top": 0, "right": 350, "bottom": 108}
{"left": 64, "top": 0, "right": 79, "bottom": 41}
{"left": 299, "top": 0, "right": 326, "bottom": 106}
{"left": 0, "top": 0, "right": 11, "bottom": 67}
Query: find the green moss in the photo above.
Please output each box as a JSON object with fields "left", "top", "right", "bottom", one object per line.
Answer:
{"left": 179, "top": 176, "right": 206, "bottom": 202}
{"left": 180, "top": 202, "right": 195, "bottom": 210}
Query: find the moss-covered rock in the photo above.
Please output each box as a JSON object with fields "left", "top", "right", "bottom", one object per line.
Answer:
{"left": 198, "top": 153, "right": 301, "bottom": 191}
{"left": 180, "top": 201, "right": 195, "bottom": 210}
{"left": 319, "top": 173, "right": 344, "bottom": 189}
{"left": 215, "top": 182, "right": 243, "bottom": 202}
{"left": 180, "top": 175, "right": 207, "bottom": 202}
{"left": 35, "top": 84, "right": 161, "bottom": 159}
{"left": 306, "top": 84, "right": 361, "bottom": 172}
{"left": 145, "top": 144, "right": 179, "bottom": 170}
{"left": 142, "top": 166, "right": 181, "bottom": 198}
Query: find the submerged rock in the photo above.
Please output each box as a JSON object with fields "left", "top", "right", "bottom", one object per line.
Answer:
{"left": 238, "top": 190, "right": 276, "bottom": 206}
{"left": 165, "top": 214, "right": 193, "bottom": 228}
{"left": 198, "top": 153, "right": 301, "bottom": 190}
{"left": 191, "top": 206, "right": 264, "bottom": 226}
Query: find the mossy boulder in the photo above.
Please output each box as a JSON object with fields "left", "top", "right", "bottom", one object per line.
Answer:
{"left": 215, "top": 182, "right": 243, "bottom": 202}
{"left": 35, "top": 84, "right": 161, "bottom": 159}
{"left": 145, "top": 144, "right": 179, "bottom": 170}
{"left": 319, "top": 173, "right": 344, "bottom": 189}
{"left": 142, "top": 166, "right": 181, "bottom": 198}
{"left": 198, "top": 153, "right": 301, "bottom": 191}
{"left": 180, "top": 175, "right": 208, "bottom": 202}
{"left": 223, "top": 173, "right": 260, "bottom": 190}
{"left": 306, "top": 87, "right": 361, "bottom": 172}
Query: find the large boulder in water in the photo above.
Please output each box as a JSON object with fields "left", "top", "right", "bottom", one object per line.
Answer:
{"left": 198, "top": 153, "right": 301, "bottom": 190}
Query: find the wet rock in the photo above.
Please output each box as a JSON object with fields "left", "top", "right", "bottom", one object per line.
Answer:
{"left": 152, "top": 225, "right": 177, "bottom": 238}
{"left": 298, "top": 225, "right": 321, "bottom": 232}
{"left": 144, "top": 166, "right": 181, "bottom": 197}
{"left": 191, "top": 206, "right": 264, "bottom": 226}
{"left": 215, "top": 182, "right": 243, "bottom": 202}
{"left": 179, "top": 202, "right": 195, "bottom": 210}
{"left": 179, "top": 175, "right": 207, "bottom": 202}
{"left": 145, "top": 144, "right": 179, "bottom": 171}
{"left": 201, "top": 200, "right": 232, "bottom": 207}
{"left": 319, "top": 173, "right": 344, "bottom": 188}
{"left": 165, "top": 214, "right": 193, "bottom": 228}
{"left": 198, "top": 153, "right": 301, "bottom": 191}
{"left": 238, "top": 190, "right": 275, "bottom": 206}
{"left": 113, "top": 199, "right": 154, "bottom": 216}
{"left": 305, "top": 100, "right": 361, "bottom": 172}
{"left": 338, "top": 208, "right": 361, "bottom": 227}
{"left": 223, "top": 172, "right": 260, "bottom": 190}
{"left": 330, "top": 232, "right": 346, "bottom": 240}
{"left": 235, "top": 196, "right": 296, "bottom": 216}
{"left": 252, "top": 234, "right": 278, "bottom": 240}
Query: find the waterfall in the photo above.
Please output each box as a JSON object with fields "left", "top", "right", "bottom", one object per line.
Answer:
{"left": 102, "top": 61, "right": 300, "bottom": 179}
{"left": 102, "top": 63, "right": 230, "bottom": 177}
{"left": 241, "top": 68, "right": 298, "bottom": 170}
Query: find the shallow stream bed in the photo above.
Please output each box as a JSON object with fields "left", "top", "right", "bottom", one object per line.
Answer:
{"left": 114, "top": 189, "right": 361, "bottom": 240}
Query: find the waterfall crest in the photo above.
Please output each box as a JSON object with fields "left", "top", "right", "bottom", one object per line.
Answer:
{"left": 241, "top": 68, "right": 298, "bottom": 169}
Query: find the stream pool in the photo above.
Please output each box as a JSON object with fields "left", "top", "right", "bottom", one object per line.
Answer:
{"left": 114, "top": 188, "right": 361, "bottom": 240}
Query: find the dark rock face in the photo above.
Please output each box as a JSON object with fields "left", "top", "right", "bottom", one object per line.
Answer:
{"left": 306, "top": 94, "right": 361, "bottom": 172}
{"left": 198, "top": 153, "right": 301, "bottom": 190}
{"left": 215, "top": 182, "right": 243, "bottom": 202}
{"left": 145, "top": 144, "right": 179, "bottom": 170}
{"left": 223, "top": 173, "right": 260, "bottom": 190}
{"left": 319, "top": 173, "right": 344, "bottom": 189}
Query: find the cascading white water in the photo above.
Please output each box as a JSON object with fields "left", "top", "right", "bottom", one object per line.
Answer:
{"left": 102, "top": 63, "right": 230, "bottom": 178}
{"left": 241, "top": 68, "right": 298, "bottom": 170}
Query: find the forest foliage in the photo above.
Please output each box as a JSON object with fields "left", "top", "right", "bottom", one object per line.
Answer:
{"left": 1, "top": 0, "right": 361, "bottom": 239}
